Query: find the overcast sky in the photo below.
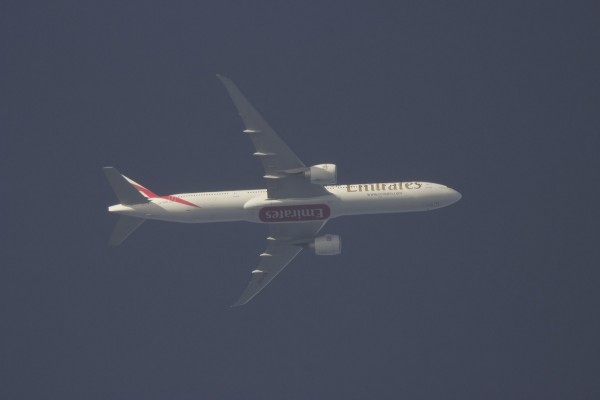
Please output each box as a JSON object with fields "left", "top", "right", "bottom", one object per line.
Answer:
{"left": 2, "top": 1, "right": 599, "bottom": 399}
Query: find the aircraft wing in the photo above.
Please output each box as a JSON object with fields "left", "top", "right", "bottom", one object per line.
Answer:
{"left": 218, "top": 75, "right": 330, "bottom": 199}
{"left": 232, "top": 221, "right": 327, "bottom": 306}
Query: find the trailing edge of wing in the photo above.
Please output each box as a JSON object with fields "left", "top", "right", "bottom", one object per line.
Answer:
{"left": 232, "top": 221, "right": 327, "bottom": 306}
{"left": 217, "top": 75, "right": 331, "bottom": 199}
{"left": 216, "top": 74, "right": 305, "bottom": 175}
{"left": 232, "top": 243, "right": 302, "bottom": 307}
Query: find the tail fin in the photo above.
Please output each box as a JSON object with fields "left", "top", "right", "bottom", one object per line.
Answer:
{"left": 103, "top": 167, "right": 150, "bottom": 246}
{"left": 103, "top": 167, "right": 149, "bottom": 205}
{"left": 108, "top": 215, "right": 145, "bottom": 246}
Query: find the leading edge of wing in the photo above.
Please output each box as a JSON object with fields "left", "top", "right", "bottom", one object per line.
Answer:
{"left": 232, "top": 221, "right": 327, "bottom": 307}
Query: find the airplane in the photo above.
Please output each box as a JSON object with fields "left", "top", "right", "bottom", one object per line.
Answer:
{"left": 104, "top": 75, "right": 462, "bottom": 306}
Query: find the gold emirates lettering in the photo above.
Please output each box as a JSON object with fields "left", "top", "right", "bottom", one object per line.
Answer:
{"left": 346, "top": 182, "right": 422, "bottom": 192}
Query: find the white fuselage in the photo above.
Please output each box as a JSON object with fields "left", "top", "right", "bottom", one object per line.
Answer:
{"left": 109, "top": 181, "right": 462, "bottom": 224}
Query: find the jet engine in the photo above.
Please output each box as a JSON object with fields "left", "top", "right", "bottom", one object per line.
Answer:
{"left": 305, "top": 164, "right": 337, "bottom": 185}
{"left": 309, "top": 234, "right": 342, "bottom": 256}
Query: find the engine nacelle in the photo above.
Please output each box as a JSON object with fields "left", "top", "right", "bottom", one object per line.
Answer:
{"left": 309, "top": 234, "right": 342, "bottom": 256}
{"left": 305, "top": 164, "right": 337, "bottom": 185}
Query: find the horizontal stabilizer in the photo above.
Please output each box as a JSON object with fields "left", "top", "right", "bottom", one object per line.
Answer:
{"left": 103, "top": 167, "right": 148, "bottom": 205}
{"left": 109, "top": 215, "right": 145, "bottom": 246}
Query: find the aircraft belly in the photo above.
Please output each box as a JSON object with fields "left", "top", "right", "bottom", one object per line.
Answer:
{"left": 196, "top": 205, "right": 249, "bottom": 223}
{"left": 244, "top": 195, "right": 339, "bottom": 224}
{"left": 131, "top": 195, "right": 250, "bottom": 223}
{"left": 336, "top": 192, "right": 428, "bottom": 216}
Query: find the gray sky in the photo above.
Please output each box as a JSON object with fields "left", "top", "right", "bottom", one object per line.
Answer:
{"left": 2, "top": 1, "right": 599, "bottom": 399}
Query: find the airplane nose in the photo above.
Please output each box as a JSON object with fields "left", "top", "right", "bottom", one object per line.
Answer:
{"left": 447, "top": 188, "right": 462, "bottom": 204}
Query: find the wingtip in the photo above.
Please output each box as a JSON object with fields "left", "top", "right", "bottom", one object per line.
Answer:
{"left": 230, "top": 298, "right": 248, "bottom": 308}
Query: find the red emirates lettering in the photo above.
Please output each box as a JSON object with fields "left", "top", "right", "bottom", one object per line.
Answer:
{"left": 259, "top": 204, "right": 331, "bottom": 222}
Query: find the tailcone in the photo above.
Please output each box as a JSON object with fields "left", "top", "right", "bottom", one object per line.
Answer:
{"left": 109, "top": 204, "right": 133, "bottom": 214}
